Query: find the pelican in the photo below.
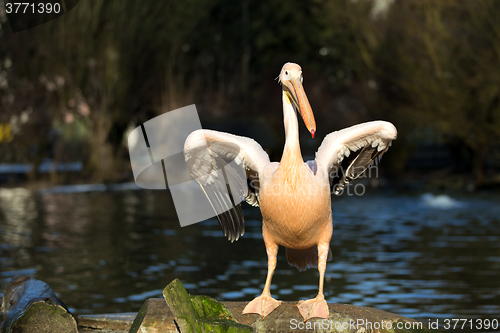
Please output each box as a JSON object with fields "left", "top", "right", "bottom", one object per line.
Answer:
{"left": 183, "top": 63, "right": 397, "bottom": 321}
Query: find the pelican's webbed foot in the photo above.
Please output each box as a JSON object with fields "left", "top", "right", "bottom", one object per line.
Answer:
{"left": 242, "top": 293, "right": 282, "bottom": 319}
{"left": 297, "top": 294, "right": 329, "bottom": 321}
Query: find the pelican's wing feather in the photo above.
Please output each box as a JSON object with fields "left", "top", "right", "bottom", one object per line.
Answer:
{"left": 184, "top": 129, "right": 270, "bottom": 242}
{"left": 315, "top": 121, "right": 397, "bottom": 194}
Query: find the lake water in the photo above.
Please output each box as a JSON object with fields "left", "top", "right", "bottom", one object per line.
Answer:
{"left": 0, "top": 185, "right": 499, "bottom": 328}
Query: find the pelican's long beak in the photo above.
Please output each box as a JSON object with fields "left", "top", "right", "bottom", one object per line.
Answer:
{"left": 286, "top": 77, "right": 316, "bottom": 138}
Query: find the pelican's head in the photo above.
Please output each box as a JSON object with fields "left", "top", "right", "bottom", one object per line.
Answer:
{"left": 279, "top": 62, "right": 316, "bottom": 138}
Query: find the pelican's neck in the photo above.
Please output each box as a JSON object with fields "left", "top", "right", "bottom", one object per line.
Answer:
{"left": 281, "top": 90, "right": 302, "bottom": 166}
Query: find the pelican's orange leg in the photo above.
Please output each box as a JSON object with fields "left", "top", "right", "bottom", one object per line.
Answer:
{"left": 242, "top": 225, "right": 282, "bottom": 318}
{"left": 297, "top": 242, "right": 330, "bottom": 321}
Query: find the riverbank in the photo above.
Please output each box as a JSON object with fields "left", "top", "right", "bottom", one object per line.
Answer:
{"left": 78, "top": 299, "right": 446, "bottom": 333}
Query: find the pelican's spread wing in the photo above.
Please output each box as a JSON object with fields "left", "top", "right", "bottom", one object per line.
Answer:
{"left": 315, "top": 121, "right": 397, "bottom": 195}
{"left": 184, "top": 129, "right": 270, "bottom": 242}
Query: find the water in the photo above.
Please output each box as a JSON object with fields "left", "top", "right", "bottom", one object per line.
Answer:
{"left": 0, "top": 186, "right": 499, "bottom": 326}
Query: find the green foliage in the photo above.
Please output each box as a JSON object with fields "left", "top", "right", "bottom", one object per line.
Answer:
{"left": 374, "top": 0, "right": 500, "bottom": 181}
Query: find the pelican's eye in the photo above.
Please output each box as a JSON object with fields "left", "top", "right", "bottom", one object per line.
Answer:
{"left": 300, "top": 75, "right": 303, "bottom": 83}
{"left": 284, "top": 70, "right": 291, "bottom": 81}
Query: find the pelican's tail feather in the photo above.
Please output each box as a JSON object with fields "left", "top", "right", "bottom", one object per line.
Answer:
{"left": 286, "top": 246, "right": 332, "bottom": 272}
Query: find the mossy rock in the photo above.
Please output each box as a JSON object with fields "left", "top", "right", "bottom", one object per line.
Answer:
{"left": 9, "top": 301, "right": 77, "bottom": 333}
{"left": 191, "top": 295, "right": 236, "bottom": 321}
{"left": 1, "top": 276, "right": 77, "bottom": 333}
{"left": 162, "top": 279, "right": 252, "bottom": 333}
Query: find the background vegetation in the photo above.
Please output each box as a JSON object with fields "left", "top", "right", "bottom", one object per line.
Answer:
{"left": 0, "top": 0, "right": 499, "bottom": 187}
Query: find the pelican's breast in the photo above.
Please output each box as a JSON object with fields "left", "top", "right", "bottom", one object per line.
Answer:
{"left": 259, "top": 163, "right": 331, "bottom": 249}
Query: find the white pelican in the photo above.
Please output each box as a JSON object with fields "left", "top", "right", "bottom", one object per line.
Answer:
{"left": 184, "top": 63, "right": 397, "bottom": 321}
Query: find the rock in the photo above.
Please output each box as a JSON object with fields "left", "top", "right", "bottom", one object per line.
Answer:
{"left": 126, "top": 299, "right": 174, "bottom": 333}
{"left": 129, "top": 279, "right": 252, "bottom": 333}
{"left": 1, "top": 275, "right": 77, "bottom": 333}
{"left": 77, "top": 312, "right": 136, "bottom": 331}
{"left": 82, "top": 299, "right": 451, "bottom": 333}
{"left": 124, "top": 279, "right": 449, "bottom": 332}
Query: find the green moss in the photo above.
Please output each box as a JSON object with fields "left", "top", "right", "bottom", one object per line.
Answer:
{"left": 191, "top": 295, "right": 236, "bottom": 321}
{"left": 12, "top": 301, "right": 77, "bottom": 333}
{"left": 162, "top": 279, "right": 252, "bottom": 333}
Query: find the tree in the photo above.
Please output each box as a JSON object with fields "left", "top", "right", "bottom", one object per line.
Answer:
{"left": 376, "top": 0, "right": 500, "bottom": 183}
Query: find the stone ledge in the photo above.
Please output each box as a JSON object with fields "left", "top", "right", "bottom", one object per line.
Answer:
{"left": 79, "top": 299, "right": 447, "bottom": 333}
